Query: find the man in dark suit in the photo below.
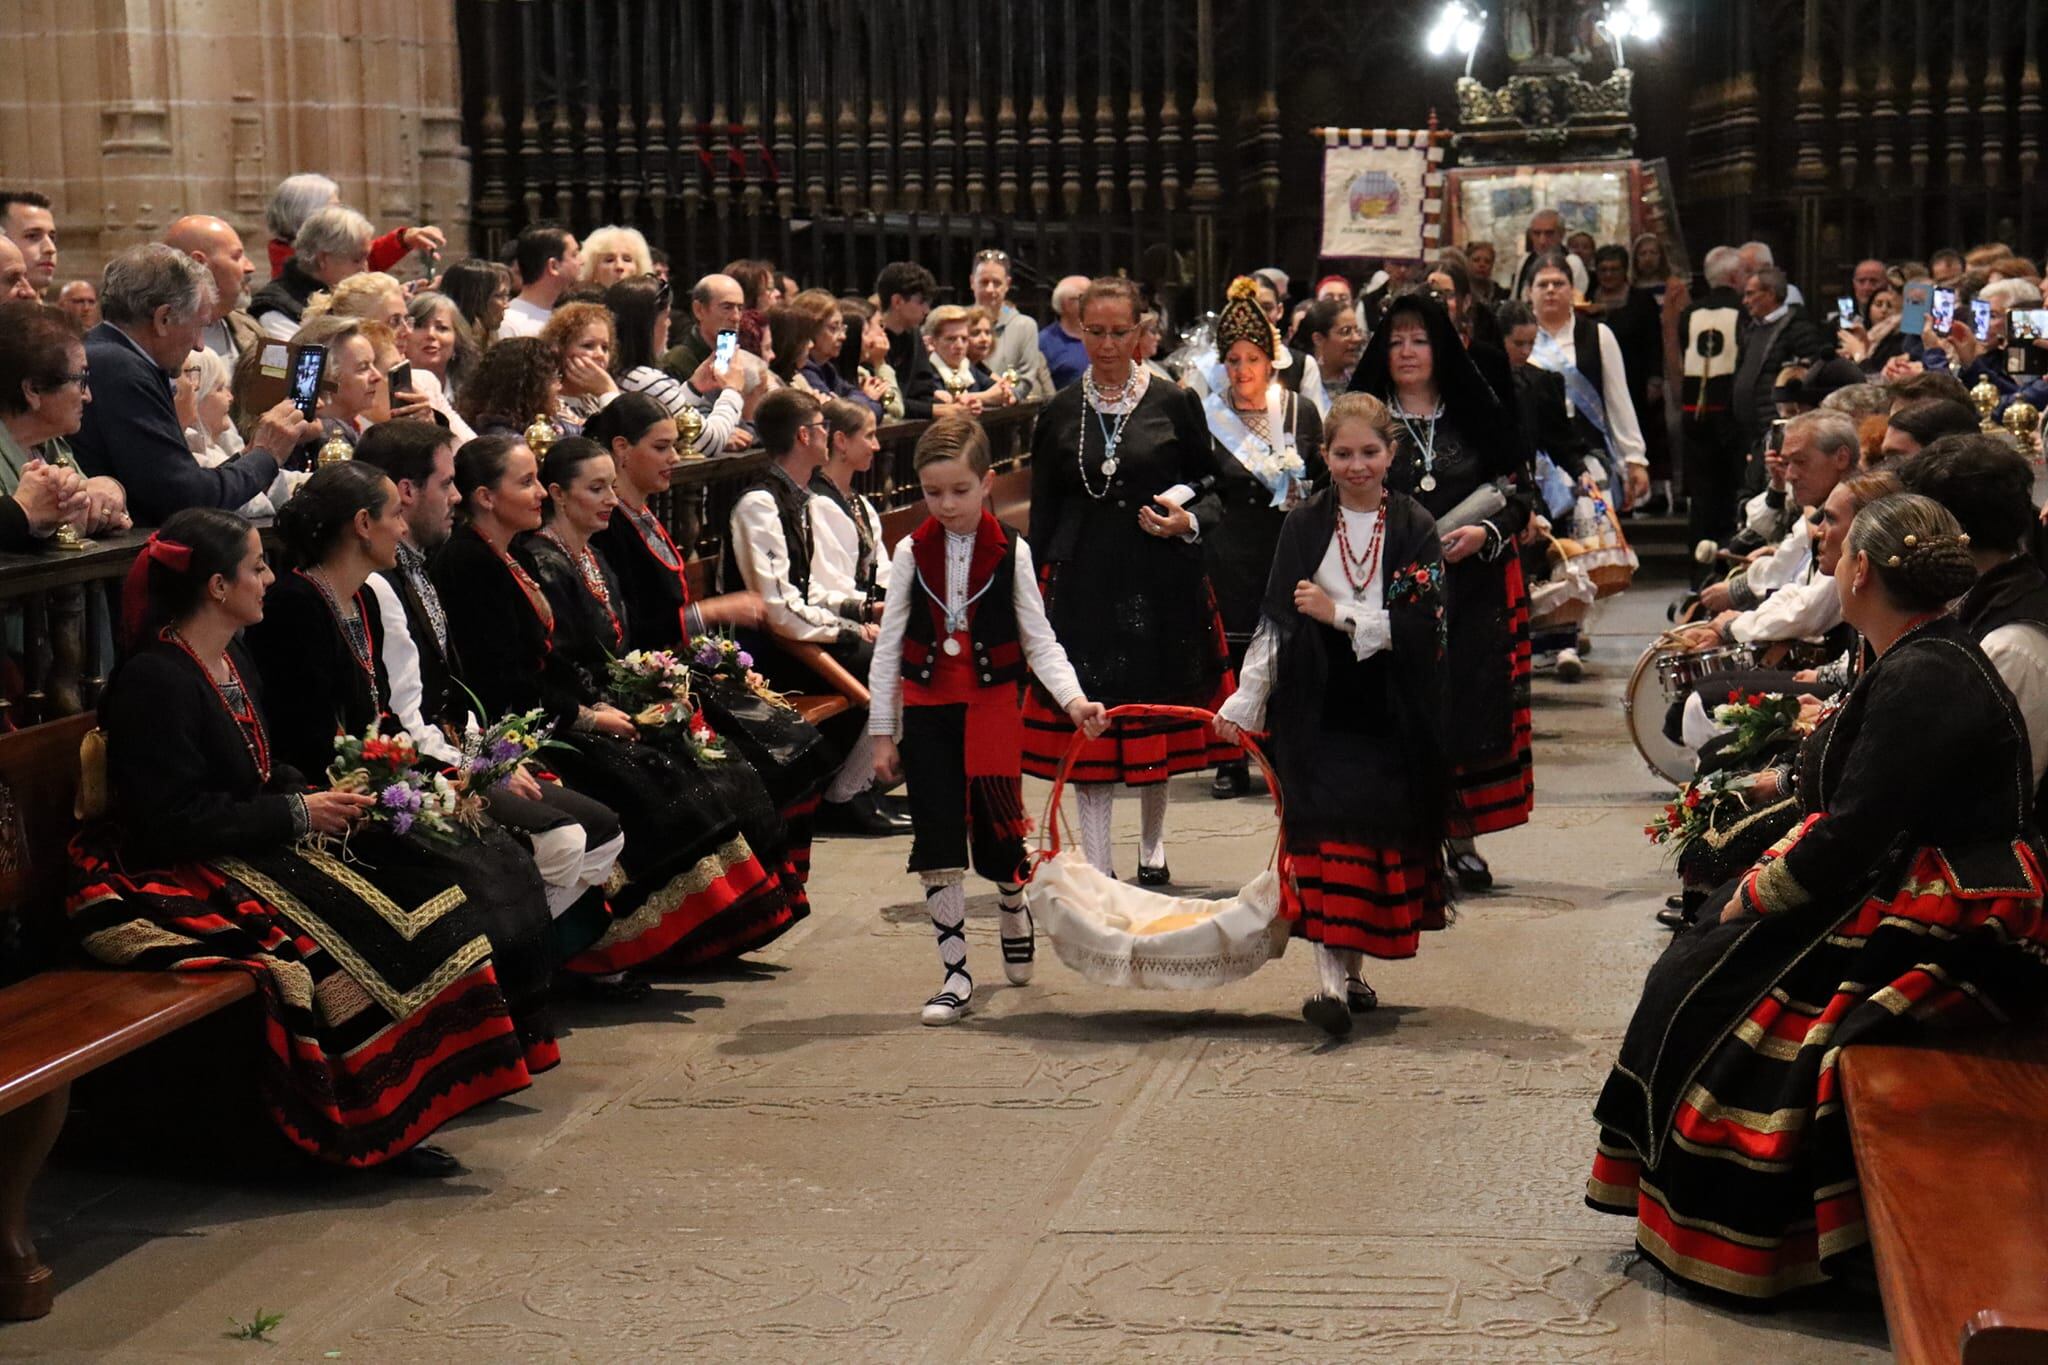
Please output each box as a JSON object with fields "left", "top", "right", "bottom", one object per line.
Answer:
{"left": 70, "top": 244, "right": 315, "bottom": 525}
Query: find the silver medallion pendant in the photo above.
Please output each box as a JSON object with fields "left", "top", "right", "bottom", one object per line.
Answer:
{"left": 1419, "top": 473, "right": 1438, "bottom": 492}
{"left": 943, "top": 637, "right": 963, "bottom": 656}
{"left": 1101, "top": 457, "right": 1119, "bottom": 478}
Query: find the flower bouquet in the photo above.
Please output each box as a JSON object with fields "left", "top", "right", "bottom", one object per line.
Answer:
{"left": 328, "top": 726, "right": 478, "bottom": 842}
{"left": 1710, "top": 690, "right": 1804, "bottom": 763}
{"left": 608, "top": 650, "right": 728, "bottom": 763}
{"left": 449, "top": 702, "right": 563, "bottom": 794}
{"left": 1645, "top": 771, "right": 1740, "bottom": 856}
{"left": 691, "top": 632, "right": 797, "bottom": 713}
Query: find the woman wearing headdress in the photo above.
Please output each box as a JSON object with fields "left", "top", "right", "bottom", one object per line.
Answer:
{"left": 1590, "top": 494, "right": 2048, "bottom": 1300}
{"left": 1351, "top": 292, "right": 1535, "bottom": 891}
{"left": 1202, "top": 276, "right": 1325, "bottom": 799}
{"left": 1022, "top": 276, "right": 1238, "bottom": 886}
{"left": 66, "top": 509, "right": 534, "bottom": 1174}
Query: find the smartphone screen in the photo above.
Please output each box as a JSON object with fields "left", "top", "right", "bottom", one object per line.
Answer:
{"left": 1931, "top": 288, "right": 1956, "bottom": 333}
{"left": 1836, "top": 297, "right": 1856, "bottom": 328}
{"left": 2010, "top": 309, "right": 2048, "bottom": 344}
{"left": 713, "top": 328, "right": 739, "bottom": 375}
{"left": 1900, "top": 281, "right": 1933, "bottom": 337}
{"left": 288, "top": 344, "right": 329, "bottom": 420}
{"left": 1971, "top": 299, "right": 1994, "bottom": 344}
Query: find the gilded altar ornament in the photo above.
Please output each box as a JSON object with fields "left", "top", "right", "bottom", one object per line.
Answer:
{"left": 525, "top": 414, "right": 561, "bottom": 455}
{"left": 1971, "top": 378, "right": 2004, "bottom": 433}
{"left": 317, "top": 434, "right": 355, "bottom": 467}
{"left": 2003, "top": 400, "right": 2043, "bottom": 454}
{"left": 674, "top": 403, "right": 705, "bottom": 457}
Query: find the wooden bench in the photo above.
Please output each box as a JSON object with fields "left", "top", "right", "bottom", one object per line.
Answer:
{"left": 1839, "top": 1035, "right": 2048, "bottom": 1364}
{"left": 0, "top": 713, "right": 255, "bottom": 1320}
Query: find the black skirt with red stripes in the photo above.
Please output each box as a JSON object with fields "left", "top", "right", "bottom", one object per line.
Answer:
{"left": 1284, "top": 839, "right": 1447, "bottom": 959}
{"left": 1447, "top": 557, "right": 1533, "bottom": 837}
{"left": 1588, "top": 835, "right": 2048, "bottom": 1299}
{"left": 66, "top": 832, "right": 534, "bottom": 1167}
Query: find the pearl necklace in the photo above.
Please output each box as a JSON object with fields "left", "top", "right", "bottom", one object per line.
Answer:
{"left": 1078, "top": 368, "right": 1139, "bottom": 499}
{"left": 1334, "top": 506, "right": 1386, "bottom": 599}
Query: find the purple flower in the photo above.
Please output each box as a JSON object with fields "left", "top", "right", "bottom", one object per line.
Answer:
{"left": 735, "top": 651, "right": 753, "bottom": 669}
{"left": 390, "top": 811, "right": 414, "bottom": 835}
{"left": 488, "top": 737, "right": 524, "bottom": 764}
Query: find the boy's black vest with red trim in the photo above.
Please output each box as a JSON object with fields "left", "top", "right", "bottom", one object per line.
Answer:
{"left": 900, "top": 515, "right": 1025, "bottom": 689}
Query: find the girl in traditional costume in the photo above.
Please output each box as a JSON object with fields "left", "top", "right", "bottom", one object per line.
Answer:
{"left": 1590, "top": 494, "right": 2048, "bottom": 1299}
{"left": 68, "top": 509, "right": 533, "bottom": 1174}
{"left": 1202, "top": 276, "right": 1325, "bottom": 798}
{"left": 1216, "top": 394, "right": 1448, "bottom": 1036}
{"left": 870, "top": 417, "right": 1107, "bottom": 1024}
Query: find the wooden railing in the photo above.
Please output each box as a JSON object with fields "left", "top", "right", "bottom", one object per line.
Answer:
{"left": 0, "top": 402, "right": 1044, "bottom": 723}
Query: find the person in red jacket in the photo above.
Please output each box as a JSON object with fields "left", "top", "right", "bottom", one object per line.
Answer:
{"left": 261, "top": 172, "right": 444, "bottom": 280}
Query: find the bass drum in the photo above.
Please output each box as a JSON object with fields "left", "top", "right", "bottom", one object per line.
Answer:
{"left": 1624, "top": 645, "right": 1693, "bottom": 786}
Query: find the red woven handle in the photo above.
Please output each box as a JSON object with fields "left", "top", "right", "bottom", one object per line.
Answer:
{"left": 1033, "top": 703, "right": 1285, "bottom": 869}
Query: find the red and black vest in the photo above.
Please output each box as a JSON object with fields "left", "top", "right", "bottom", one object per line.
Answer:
{"left": 900, "top": 513, "right": 1025, "bottom": 691}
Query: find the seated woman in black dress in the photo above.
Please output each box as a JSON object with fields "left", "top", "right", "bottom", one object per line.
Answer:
{"left": 586, "top": 395, "right": 837, "bottom": 893}
{"left": 431, "top": 435, "right": 794, "bottom": 975}
{"left": 1590, "top": 493, "right": 2048, "bottom": 1300}
{"left": 242, "top": 461, "right": 563, "bottom": 1070}
{"left": 68, "top": 508, "right": 535, "bottom": 1175}
{"left": 520, "top": 436, "right": 804, "bottom": 962}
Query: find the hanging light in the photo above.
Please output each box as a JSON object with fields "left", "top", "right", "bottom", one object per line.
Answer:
{"left": 1423, "top": 1, "right": 1489, "bottom": 76}
{"left": 1596, "top": 0, "right": 1662, "bottom": 67}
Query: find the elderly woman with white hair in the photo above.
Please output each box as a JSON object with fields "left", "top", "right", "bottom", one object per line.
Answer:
{"left": 251, "top": 205, "right": 375, "bottom": 340}
{"left": 581, "top": 225, "right": 653, "bottom": 287}
{"left": 180, "top": 346, "right": 306, "bottom": 519}
{"left": 261, "top": 171, "right": 445, "bottom": 281}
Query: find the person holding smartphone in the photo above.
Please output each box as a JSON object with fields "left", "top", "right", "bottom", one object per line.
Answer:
{"left": 1918, "top": 278, "right": 2048, "bottom": 422}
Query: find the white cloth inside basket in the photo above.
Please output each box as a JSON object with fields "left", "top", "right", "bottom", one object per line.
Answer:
{"left": 1026, "top": 851, "right": 1289, "bottom": 990}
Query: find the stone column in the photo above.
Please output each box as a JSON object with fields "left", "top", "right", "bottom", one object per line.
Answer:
{"left": 0, "top": 0, "right": 468, "bottom": 286}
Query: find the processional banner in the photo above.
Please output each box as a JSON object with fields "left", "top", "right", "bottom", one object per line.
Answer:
{"left": 1318, "top": 128, "right": 1446, "bottom": 261}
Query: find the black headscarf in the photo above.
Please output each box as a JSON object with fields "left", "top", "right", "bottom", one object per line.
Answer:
{"left": 1349, "top": 292, "right": 1518, "bottom": 481}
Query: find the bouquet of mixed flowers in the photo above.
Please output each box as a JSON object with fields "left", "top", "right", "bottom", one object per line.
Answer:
{"left": 328, "top": 727, "right": 479, "bottom": 842}
{"left": 448, "top": 701, "right": 563, "bottom": 794}
{"left": 690, "top": 632, "right": 797, "bottom": 712}
{"left": 608, "top": 648, "right": 695, "bottom": 728}
{"left": 1710, "top": 690, "right": 1805, "bottom": 762}
{"left": 1645, "top": 771, "right": 1738, "bottom": 855}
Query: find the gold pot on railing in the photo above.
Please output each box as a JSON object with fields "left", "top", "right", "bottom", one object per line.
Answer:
{"left": 1972, "top": 378, "right": 2004, "bottom": 433}
{"left": 317, "top": 434, "right": 355, "bottom": 467}
{"left": 675, "top": 404, "right": 705, "bottom": 458}
{"left": 525, "top": 413, "right": 561, "bottom": 456}
{"left": 2003, "top": 399, "right": 2042, "bottom": 456}
{"left": 47, "top": 446, "right": 90, "bottom": 552}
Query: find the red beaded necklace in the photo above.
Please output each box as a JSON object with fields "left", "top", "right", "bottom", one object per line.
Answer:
{"left": 541, "top": 529, "right": 623, "bottom": 647}
{"left": 163, "top": 628, "right": 271, "bottom": 782}
{"left": 1333, "top": 505, "right": 1387, "bottom": 599}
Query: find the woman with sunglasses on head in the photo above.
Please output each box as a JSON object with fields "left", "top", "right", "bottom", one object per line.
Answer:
{"left": 1023, "top": 276, "right": 1236, "bottom": 886}
{"left": 1351, "top": 292, "right": 1535, "bottom": 893}
{"left": 969, "top": 248, "right": 1055, "bottom": 400}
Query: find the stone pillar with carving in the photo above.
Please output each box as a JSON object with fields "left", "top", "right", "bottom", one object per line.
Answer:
{"left": 0, "top": 1, "right": 468, "bottom": 285}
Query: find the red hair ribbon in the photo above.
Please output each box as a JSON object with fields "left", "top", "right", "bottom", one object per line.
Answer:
{"left": 121, "top": 533, "right": 196, "bottom": 649}
{"left": 145, "top": 532, "right": 192, "bottom": 571}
